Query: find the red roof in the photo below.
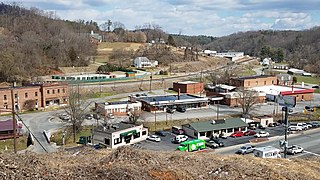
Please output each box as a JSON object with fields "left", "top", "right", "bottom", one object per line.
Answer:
{"left": 280, "top": 89, "right": 314, "bottom": 95}
{"left": 0, "top": 120, "right": 22, "bottom": 131}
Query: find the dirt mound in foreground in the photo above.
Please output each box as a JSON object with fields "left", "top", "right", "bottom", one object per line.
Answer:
{"left": 0, "top": 146, "right": 320, "bottom": 180}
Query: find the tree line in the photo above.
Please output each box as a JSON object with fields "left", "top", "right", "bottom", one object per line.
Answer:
{"left": 0, "top": 3, "right": 96, "bottom": 82}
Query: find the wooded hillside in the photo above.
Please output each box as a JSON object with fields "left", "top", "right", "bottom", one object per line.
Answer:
{"left": 0, "top": 3, "right": 97, "bottom": 82}
{"left": 203, "top": 28, "right": 320, "bottom": 73}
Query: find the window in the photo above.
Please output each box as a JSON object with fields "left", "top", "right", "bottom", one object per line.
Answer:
{"left": 256, "top": 81, "right": 258, "bottom": 85}
{"left": 142, "top": 131, "right": 147, "bottom": 135}
{"left": 14, "top": 94, "right": 18, "bottom": 98}
{"left": 52, "top": 90, "right": 55, "bottom": 94}
{"left": 133, "top": 132, "right": 140, "bottom": 139}
{"left": 35, "top": 92, "right": 38, "bottom": 97}
{"left": 272, "top": 80, "right": 274, "bottom": 84}
{"left": 62, "top": 89, "right": 65, "bottom": 93}
{"left": 227, "top": 128, "right": 233, "bottom": 133}
{"left": 4, "top": 95, "right": 7, "bottom": 100}
{"left": 199, "top": 132, "right": 205, "bottom": 136}
{"left": 104, "top": 138, "right": 110, "bottom": 145}
{"left": 264, "top": 81, "right": 266, "bottom": 85}
{"left": 47, "top": 90, "right": 50, "bottom": 94}
{"left": 25, "top": 93, "right": 28, "bottom": 98}
{"left": 114, "top": 138, "right": 122, "bottom": 145}
{"left": 58, "top": 89, "right": 60, "bottom": 93}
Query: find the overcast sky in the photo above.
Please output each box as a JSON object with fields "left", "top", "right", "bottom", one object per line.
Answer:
{"left": 8, "top": 0, "right": 320, "bottom": 37}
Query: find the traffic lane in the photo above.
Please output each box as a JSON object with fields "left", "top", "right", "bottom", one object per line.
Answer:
{"left": 216, "top": 128, "right": 320, "bottom": 156}
{"left": 137, "top": 132, "right": 181, "bottom": 151}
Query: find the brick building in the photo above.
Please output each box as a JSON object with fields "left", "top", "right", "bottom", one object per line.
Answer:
{"left": 0, "top": 83, "right": 68, "bottom": 114}
{"left": 221, "top": 92, "right": 266, "bottom": 107}
{"left": 173, "top": 81, "right": 204, "bottom": 94}
{"left": 230, "top": 75, "right": 277, "bottom": 88}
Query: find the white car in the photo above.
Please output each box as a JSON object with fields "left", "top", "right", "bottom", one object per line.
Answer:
{"left": 108, "top": 113, "right": 115, "bottom": 119}
{"left": 254, "top": 131, "right": 270, "bottom": 138}
{"left": 147, "top": 135, "right": 161, "bottom": 142}
{"left": 172, "top": 135, "right": 188, "bottom": 143}
{"left": 287, "top": 145, "right": 304, "bottom": 155}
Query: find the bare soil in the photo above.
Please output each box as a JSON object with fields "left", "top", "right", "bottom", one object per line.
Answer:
{"left": 0, "top": 146, "right": 319, "bottom": 180}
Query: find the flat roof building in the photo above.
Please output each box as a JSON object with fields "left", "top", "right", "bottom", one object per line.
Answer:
{"left": 173, "top": 81, "right": 204, "bottom": 94}
{"left": 95, "top": 100, "right": 142, "bottom": 116}
{"left": 182, "top": 118, "right": 248, "bottom": 140}
{"left": 230, "top": 75, "right": 277, "bottom": 88}
{"left": 138, "top": 94, "right": 208, "bottom": 112}
{"left": 93, "top": 122, "right": 148, "bottom": 149}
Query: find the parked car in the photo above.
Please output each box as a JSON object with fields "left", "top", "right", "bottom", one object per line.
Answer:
{"left": 211, "top": 138, "right": 225, "bottom": 147}
{"left": 206, "top": 140, "right": 219, "bottom": 148}
{"left": 258, "top": 125, "right": 266, "bottom": 130}
{"left": 236, "top": 145, "right": 255, "bottom": 155}
{"left": 108, "top": 113, "right": 115, "bottom": 119}
{"left": 244, "top": 130, "right": 257, "bottom": 136}
{"left": 172, "top": 135, "right": 188, "bottom": 143}
{"left": 176, "top": 106, "right": 186, "bottom": 113}
{"left": 219, "top": 133, "right": 228, "bottom": 139}
{"left": 85, "top": 114, "right": 94, "bottom": 120}
{"left": 166, "top": 108, "right": 175, "bottom": 114}
{"left": 287, "top": 145, "right": 304, "bottom": 155}
{"left": 310, "top": 121, "right": 320, "bottom": 127}
{"left": 230, "top": 131, "right": 244, "bottom": 138}
{"left": 172, "top": 126, "right": 184, "bottom": 135}
{"left": 305, "top": 105, "right": 315, "bottom": 112}
{"left": 59, "top": 113, "right": 71, "bottom": 121}
{"left": 254, "top": 131, "right": 270, "bottom": 138}
{"left": 289, "top": 124, "right": 303, "bottom": 131}
{"left": 147, "top": 135, "right": 161, "bottom": 142}
{"left": 155, "top": 131, "right": 166, "bottom": 137}
{"left": 248, "top": 124, "right": 256, "bottom": 130}
{"left": 297, "top": 123, "right": 308, "bottom": 130}
{"left": 268, "top": 122, "right": 279, "bottom": 127}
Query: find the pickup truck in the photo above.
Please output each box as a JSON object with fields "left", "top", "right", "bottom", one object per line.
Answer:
{"left": 286, "top": 145, "right": 304, "bottom": 155}
{"left": 236, "top": 145, "right": 255, "bottom": 155}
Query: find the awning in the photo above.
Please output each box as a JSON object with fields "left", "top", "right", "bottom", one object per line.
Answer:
{"left": 120, "top": 130, "right": 137, "bottom": 137}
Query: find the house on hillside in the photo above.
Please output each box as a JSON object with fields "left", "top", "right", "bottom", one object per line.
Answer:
{"left": 90, "top": 30, "right": 102, "bottom": 44}
{"left": 133, "top": 57, "right": 158, "bottom": 68}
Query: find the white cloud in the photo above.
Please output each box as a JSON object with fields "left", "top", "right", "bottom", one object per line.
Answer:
{"left": 3, "top": 0, "right": 320, "bottom": 36}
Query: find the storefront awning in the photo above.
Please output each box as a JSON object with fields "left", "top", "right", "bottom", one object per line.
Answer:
{"left": 120, "top": 130, "right": 137, "bottom": 137}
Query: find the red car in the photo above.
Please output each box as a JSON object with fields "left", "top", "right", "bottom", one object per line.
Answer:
{"left": 230, "top": 131, "right": 244, "bottom": 138}
{"left": 244, "top": 130, "right": 257, "bottom": 136}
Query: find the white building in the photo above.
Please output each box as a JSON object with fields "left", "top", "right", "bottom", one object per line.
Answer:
{"left": 95, "top": 100, "right": 142, "bottom": 116}
{"left": 133, "top": 57, "right": 158, "bottom": 68}
{"left": 93, "top": 123, "right": 148, "bottom": 149}
{"left": 203, "top": 50, "right": 217, "bottom": 56}
{"left": 215, "top": 52, "right": 244, "bottom": 61}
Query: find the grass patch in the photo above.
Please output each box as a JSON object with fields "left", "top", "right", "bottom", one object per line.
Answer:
{"left": 50, "top": 126, "right": 93, "bottom": 147}
{"left": 314, "top": 89, "right": 320, "bottom": 94}
{"left": 0, "top": 136, "right": 28, "bottom": 152}
{"left": 239, "top": 69, "right": 256, "bottom": 76}
{"left": 164, "top": 90, "right": 178, "bottom": 94}
{"left": 90, "top": 92, "right": 117, "bottom": 98}
{"left": 296, "top": 76, "right": 320, "bottom": 85}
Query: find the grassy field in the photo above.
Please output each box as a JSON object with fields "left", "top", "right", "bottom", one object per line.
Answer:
{"left": 89, "top": 92, "right": 117, "bottom": 98}
{"left": 50, "top": 126, "right": 93, "bottom": 147}
{"left": 296, "top": 75, "right": 320, "bottom": 85}
{"left": 239, "top": 69, "right": 256, "bottom": 76}
{"left": 0, "top": 136, "right": 28, "bottom": 152}
{"left": 98, "top": 42, "right": 143, "bottom": 50}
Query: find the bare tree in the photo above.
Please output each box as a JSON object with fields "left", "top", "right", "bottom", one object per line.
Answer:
{"left": 64, "top": 85, "right": 92, "bottom": 143}
{"left": 207, "top": 65, "right": 237, "bottom": 85}
{"left": 237, "top": 88, "right": 260, "bottom": 118}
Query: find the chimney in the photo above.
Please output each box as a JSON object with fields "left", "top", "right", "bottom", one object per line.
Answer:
{"left": 178, "top": 88, "right": 180, "bottom": 100}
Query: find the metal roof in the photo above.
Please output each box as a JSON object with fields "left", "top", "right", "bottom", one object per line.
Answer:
{"left": 233, "top": 75, "right": 275, "bottom": 80}
{"left": 139, "top": 94, "right": 200, "bottom": 103}
{"left": 184, "top": 118, "right": 248, "bottom": 132}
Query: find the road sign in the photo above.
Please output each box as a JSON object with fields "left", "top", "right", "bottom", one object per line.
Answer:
{"left": 277, "top": 95, "right": 296, "bottom": 107}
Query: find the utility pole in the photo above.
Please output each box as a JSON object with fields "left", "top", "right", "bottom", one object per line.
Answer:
{"left": 149, "top": 74, "right": 152, "bottom": 92}
{"left": 216, "top": 103, "right": 219, "bottom": 121}
{"left": 10, "top": 88, "right": 17, "bottom": 153}
{"left": 154, "top": 107, "right": 157, "bottom": 131}
{"left": 283, "top": 106, "right": 289, "bottom": 158}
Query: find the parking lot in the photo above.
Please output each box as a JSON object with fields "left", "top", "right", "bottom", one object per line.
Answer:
{"left": 131, "top": 125, "right": 291, "bottom": 151}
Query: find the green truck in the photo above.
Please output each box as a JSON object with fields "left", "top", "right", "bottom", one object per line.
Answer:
{"left": 177, "top": 139, "right": 206, "bottom": 152}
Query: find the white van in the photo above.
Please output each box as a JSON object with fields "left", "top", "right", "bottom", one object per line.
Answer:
{"left": 253, "top": 146, "right": 281, "bottom": 158}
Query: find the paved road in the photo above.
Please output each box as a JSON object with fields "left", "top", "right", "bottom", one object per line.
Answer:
{"left": 215, "top": 128, "right": 320, "bottom": 159}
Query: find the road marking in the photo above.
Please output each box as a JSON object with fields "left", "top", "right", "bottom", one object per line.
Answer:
{"left": 304, "top": 150, "right": 320, "bottom": 157}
